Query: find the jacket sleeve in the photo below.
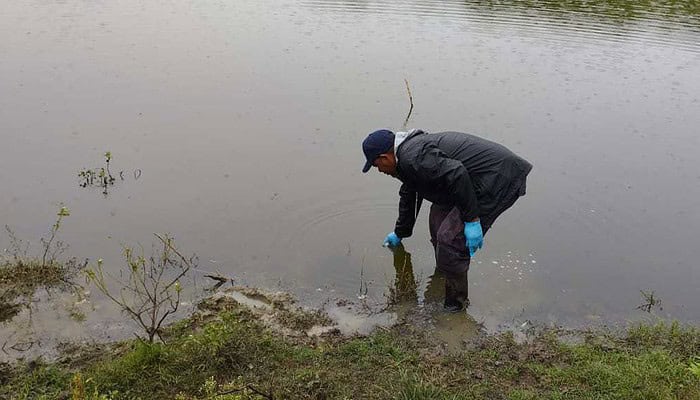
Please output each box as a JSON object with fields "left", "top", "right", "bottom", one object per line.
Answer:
{"left": 414, "top": 145, "right": 480, "bottom": 221}
{"left": 394, "top": 183, "right": 419, "bottom": 238}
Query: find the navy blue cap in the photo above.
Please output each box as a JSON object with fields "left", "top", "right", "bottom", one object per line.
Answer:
{"left": 362, "top": 129, "right": 394, "bottom": 173}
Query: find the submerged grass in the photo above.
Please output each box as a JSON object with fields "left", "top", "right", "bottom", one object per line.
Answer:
{"left": 0, "top": 259, "right": 70, "bottom": 295}
{"left": 2, "top": 298, "right": 699, "bottom": 400}
{"left": 0, "top": 259, "right": 77, "bottom": 322}
{"left": 1, "top": 207, "right": 83, "bottom": 322}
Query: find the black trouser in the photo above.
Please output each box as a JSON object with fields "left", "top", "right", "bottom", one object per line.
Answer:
{"left": 428, "top": 177, "right": 527, "bottom": 307}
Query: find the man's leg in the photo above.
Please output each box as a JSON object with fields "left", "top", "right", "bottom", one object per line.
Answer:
{"left": 429, "top": 205, "right": 471, "bottom": 312}
{"left": 429, "top": 204, "right": 451, "bottom": 255}
{"left": 427, "top": 204, "right": 451, "bottom": 306}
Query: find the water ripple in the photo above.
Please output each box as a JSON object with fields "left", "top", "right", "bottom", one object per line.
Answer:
{"left": 302, "top": 0, "right": 700, "bottom": 51}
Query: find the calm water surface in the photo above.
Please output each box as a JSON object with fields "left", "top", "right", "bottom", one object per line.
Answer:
{"left": 1, "top": 0, "right": 699, "bottom": 359}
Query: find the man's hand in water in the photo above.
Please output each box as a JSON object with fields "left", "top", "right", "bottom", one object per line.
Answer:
{"left": 383, "top": 232, "right": 401, "bottom": 248}
{"left": 464, "top": 220, "right": 483, "bottom": 257}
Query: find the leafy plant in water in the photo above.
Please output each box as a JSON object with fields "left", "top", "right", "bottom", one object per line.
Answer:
{"left": 1, "top": 206, "right": 85, "bottom": 324}
{"left": 78, "top": 151, "right": 141, "bottom": 196}
{"left": 41, "top": 206, "right": 71, "bottom": 267}
{"left": 85, "top": 234, "right": 195, "bottom": 343}
{"left": 4, "top": 206, "right": 71, "bottom": 267}
{"left": 637, "top": 289, "right": 662, "bottom": 313}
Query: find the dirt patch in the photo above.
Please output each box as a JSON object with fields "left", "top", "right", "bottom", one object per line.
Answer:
{"left": 195, "top": 286, "right": 340, "bottom": 344}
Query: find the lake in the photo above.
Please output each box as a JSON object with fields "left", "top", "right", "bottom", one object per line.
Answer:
{"left": 1, "top": 0, "right": 699, "bottom": 359}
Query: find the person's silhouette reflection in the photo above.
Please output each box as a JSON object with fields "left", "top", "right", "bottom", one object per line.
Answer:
{"left": 388, "top": 244, "right": 418, "bottom": 305}
{"left": 389, "top": 245, "right": 451, "bottom": 308}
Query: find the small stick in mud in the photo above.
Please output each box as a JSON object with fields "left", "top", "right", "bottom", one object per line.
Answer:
{"left": 204, "top": 273, "right": 233, "bottom": 290}
{"left": 204, "top": 273, "right": 230, "bottom": 283}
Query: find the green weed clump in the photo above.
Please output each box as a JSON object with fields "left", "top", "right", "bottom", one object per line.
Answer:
{"left": 689, "top": 357, "right": 700, "bottom": 379}
{"left": 625, "top": 321, "right": 700, "bottom": 360}
{"left": 78, "top": 151, "right": 141, "bottom": 196}
{"left": 1, "top": 207, "right": 83, "bottom": 322}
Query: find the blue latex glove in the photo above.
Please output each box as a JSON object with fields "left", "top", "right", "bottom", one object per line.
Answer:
{"left": 464, "top": 221, "right": 483, "bottom": 257}
{"left": 383, "top": 232, "right": 401, "bottom": 248}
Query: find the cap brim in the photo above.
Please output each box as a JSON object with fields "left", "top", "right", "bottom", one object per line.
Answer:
{"left": 362, "top": 160, "right": 373, "bottom": 173}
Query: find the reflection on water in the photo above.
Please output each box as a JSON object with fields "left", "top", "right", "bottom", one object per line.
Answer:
{"left": 388, "top": 244, "right": 418, "bottom": 304}
{"left": 304, "top": 0, "right": 700, "bottom": 21}
{"left": 386, "top": 245, "right": 482, "bottom": 351}
{"left": 387, "top": 244, "right": 446, "bottom": 307}
{"left": 304, "top": 0, "right": 700, "bottom": 49}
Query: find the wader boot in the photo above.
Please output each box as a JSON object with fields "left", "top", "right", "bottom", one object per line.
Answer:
{"left": 429, "top": 205, "right": 472, "bottom": 312}
{"left": 444, "top": 270, "right": 469, "bottom": 312}
{"left": 428, "top": 173, "right": 528, "bottom": 312}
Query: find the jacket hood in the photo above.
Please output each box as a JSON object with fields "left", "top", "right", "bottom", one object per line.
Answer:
{"left": 395, "top": 129, "right": 425, "bottom": 162}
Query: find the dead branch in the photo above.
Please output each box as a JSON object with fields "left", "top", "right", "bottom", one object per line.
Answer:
{"left": 402, "top": 78, "right": 414, "bottom": 129}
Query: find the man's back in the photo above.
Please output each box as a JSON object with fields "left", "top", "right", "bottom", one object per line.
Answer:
{"left": 396, "top": 130, "right": 532, "bottom": 216}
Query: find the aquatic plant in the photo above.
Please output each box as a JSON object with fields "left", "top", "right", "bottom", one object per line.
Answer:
{"left": 85, "top": 234, "right": 196, "bottom": 343}
{"left": 41, "top": 206, "right": 70, "bottom": 267}
{"left": 78, "top": 151, "right": 141, "bottom": 196}
{"left": 637, "top": 289, "right": 662, "bottom": 313}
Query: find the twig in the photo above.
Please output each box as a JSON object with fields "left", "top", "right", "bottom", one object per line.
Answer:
{"left": 204, "top": 273, "right": 232, "bottom": 291}
{"left": 154, "top": 234, "right": 192, "bottom": 271}
{"left": 10, "top": 341, "right": 34, "bottom": 352}
{"left": 402, "top": 78, "right": 414, "bottom": 130}
{"left": 204, "top": 274, "right": 230, "bottom": 284}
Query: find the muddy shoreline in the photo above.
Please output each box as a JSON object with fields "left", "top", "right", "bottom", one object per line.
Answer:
{"left": 2, "top": 284, "right": 699, "bottom": 399}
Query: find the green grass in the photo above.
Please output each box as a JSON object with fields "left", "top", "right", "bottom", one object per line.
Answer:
{"left": 1, "top": 363, "right": 71, "bottom": 400}
{"left": 2, "top": 309, "right": 699, "bottom": 400}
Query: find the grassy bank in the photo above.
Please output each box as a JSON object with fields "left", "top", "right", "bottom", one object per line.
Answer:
{"left": 2, "top": 291, "right": 699, "bottom": 400}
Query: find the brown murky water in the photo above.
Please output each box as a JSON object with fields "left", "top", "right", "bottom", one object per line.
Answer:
{"left": 1, "top": 0, "right": 699, "bottom": 360}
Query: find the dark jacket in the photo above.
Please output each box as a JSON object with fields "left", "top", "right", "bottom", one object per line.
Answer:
{"left": 394, "top": 130, "right": 532, "bottom": 238}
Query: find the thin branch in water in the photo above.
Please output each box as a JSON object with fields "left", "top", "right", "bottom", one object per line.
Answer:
{"left": 402, "top": 78, "right": 414, "bottom": 130}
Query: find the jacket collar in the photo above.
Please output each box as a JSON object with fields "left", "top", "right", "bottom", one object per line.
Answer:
{"left": 393, "top": 131, "right": 410, "bottom": 162}
{"left": 395, "top": 129, "right": 426, "bottom": 180}
{"left": 395, "top": 129, "right": 425, "bottom": 160}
